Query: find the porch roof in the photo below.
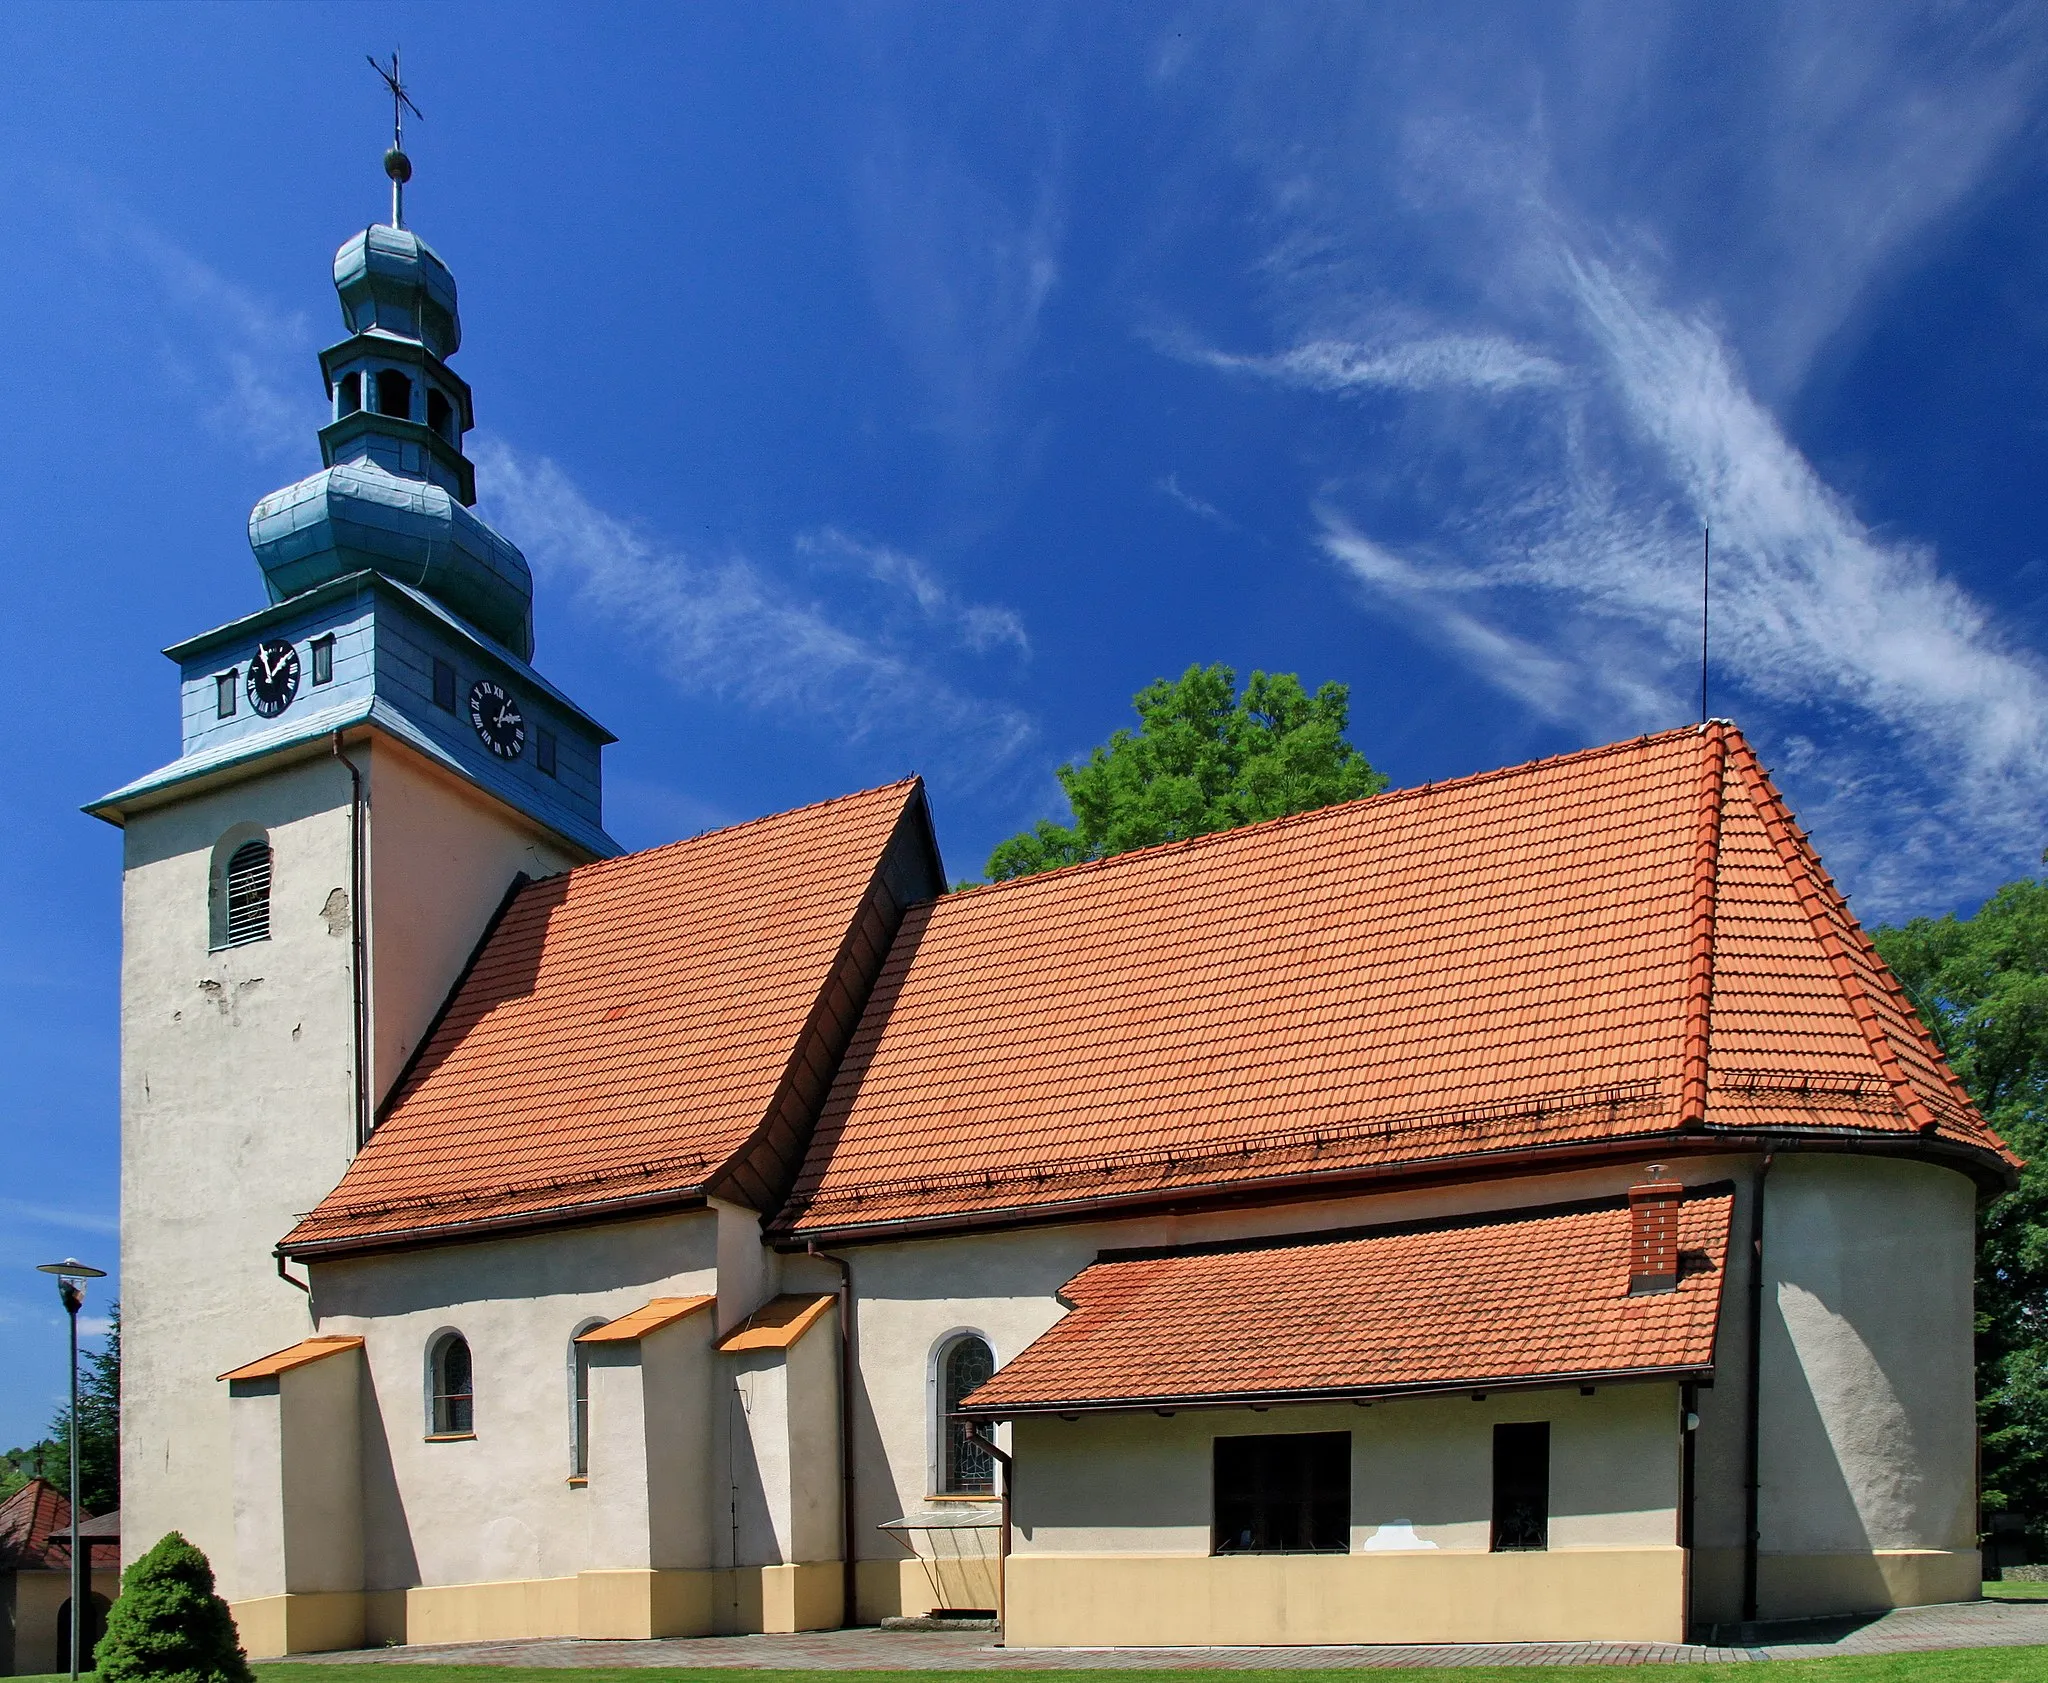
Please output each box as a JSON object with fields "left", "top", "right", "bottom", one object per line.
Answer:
{"left": 958, "top": 1187, "right": 1734, "bottom": 1417}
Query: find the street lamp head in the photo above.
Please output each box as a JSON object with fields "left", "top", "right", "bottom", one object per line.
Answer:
{"left": 36, "top": 1260, "right": 107, "bottom": 1279}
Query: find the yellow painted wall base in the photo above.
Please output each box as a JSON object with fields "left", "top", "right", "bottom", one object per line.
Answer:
{"left": 1005, "top": 1549, "right": 1689, "bottom": 1647}
{"left": 231, "top": 1564, "right": 848, "bottom": 1654}
{"left": 856, "top": 1555, "right": 999, "bottom": 1624}
{"left": 1757, "top": 1550, "right": 1983, "bottom": 1622}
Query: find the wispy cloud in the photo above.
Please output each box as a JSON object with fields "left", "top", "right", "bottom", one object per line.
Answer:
{"left": 1156, "top": 474, "right": 1231, "bottom": 528}
{"left": 797, "top": 527, "right": 1030, "bottom": 655}
{"left": 0, "top": 1198, "right": 118, "bottom": 1238}
{"left": 1300, "top": 239, "right": 2048, "bottom": 912}
{"left": 474, "top": 441, "right": 1036, "bottom": 780}
{"left": 67, "top": 183, "right": 321, "bottom": 463}
{"left": 1181, "top": 332, "right": 1564, "bottom": 396}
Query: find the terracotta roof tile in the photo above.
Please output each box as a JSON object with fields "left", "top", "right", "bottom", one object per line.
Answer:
{"left": 575, "top": 1297, "right": 714, "bottom": 1343}
{"left": 960, "top": 1190, "right": 1734, "bottom": 1414}
{"left": 715, "top": 1292, "right": 836, "bottom": 1351}
{"left": 217, "top": 1335, "right": 364, "bottom": 1381}
{"left": 782, "top": 725, "right": 2007, "bottom": 1236}
{"left": 0, "top": 1478, "right": 116, "bottom": 1571}
{"left": 284, "top": 781, "right": 924, "bottom": 1254}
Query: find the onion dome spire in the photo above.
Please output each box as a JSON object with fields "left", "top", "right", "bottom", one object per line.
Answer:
{"left": 246, "top": 55, "right": 535, "bottom": 660}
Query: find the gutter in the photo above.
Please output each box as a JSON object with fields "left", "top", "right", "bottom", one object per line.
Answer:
{"left": 959, "top": 1362, "right": 1716, "bottom": 1421}
{"left": 807, "top": 1241, "right": 860, "bottom": 1629}
{"left": 775, "top": 1124, "right": 2013, "bottom": 1250}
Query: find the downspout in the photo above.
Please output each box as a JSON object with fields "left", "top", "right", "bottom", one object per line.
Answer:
{"left": 1741, "top": 1151, "right": 1774, "bottom": 1624}
{"left": 967, "top": 1425, "right": 1013, "bottom": 1640}
{"left": 806, "top": 1242, "right": 859, "bottom": 1628}
{"left": 332, "top": 731, "right": 369, "bottom": 1150}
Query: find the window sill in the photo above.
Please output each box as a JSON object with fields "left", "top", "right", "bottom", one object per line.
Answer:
{"left": 423, "top": 1432, "right": 476, "bottom": 1442}
{"left": 924, "top": 1493, "right": 999, "bottom": 1502}
{"left": 566, "top": 1477, "right": 588, "bottom": 1487}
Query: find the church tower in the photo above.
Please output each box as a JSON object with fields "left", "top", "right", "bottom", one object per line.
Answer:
{"left": 89, "top": 114, "right": 618, "bottom": 1593}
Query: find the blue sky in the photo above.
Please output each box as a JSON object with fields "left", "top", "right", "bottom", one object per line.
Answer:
{"left": 3, "top": 3, "right": 2045, "bottom": 1446}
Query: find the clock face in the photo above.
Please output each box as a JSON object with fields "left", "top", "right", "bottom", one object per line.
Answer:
{"left": 246, "top": 639, "right": 300, "bottom": 718}
{"left": 468, "top": 679, "right": 527, "bottom": 759}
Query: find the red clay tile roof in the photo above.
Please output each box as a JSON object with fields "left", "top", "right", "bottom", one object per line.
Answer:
{"left": 283, "top": 781, "right": 926, "bottom": 1254}
{"left": 0, "top": 1478, "right": 117, "bottom": 1571}
{"left": 959, "top": 1189, "right": 1735, "bottom": 1414}
{"left": 782, "top": 724, "right": 2008, "bottom": 1237}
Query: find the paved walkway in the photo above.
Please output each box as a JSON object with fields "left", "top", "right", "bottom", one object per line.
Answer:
{"left": 276, "top": 1596, "right": 2048, "bottom": 1668}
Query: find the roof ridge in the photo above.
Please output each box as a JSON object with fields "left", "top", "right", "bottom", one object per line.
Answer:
{"left": 1679, "top": 723, "right": 1729, "bottom": 1130}
{"left": 565, "top": 777, "right": 922, "bottom": 883}
{"left": 1725, "top": 736, "right": 1941, "bottom": 1137}
{"left": 949, "top": 724, "right": 1720, "bottom": 904}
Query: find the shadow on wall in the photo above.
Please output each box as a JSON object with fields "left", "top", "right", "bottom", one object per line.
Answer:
{"left": 359, "top": 1359, "right": 422, "bottom": 1591}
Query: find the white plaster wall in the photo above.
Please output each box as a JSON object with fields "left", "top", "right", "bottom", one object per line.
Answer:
{"left": 840, "top": 1156, "right": 1746, "bottom": 1559}
{"left": 279, "top": 1353, "right": 366, "bottom": 1593}
{"left": 784, "top": 1312, "right": 844, "bottom": 1563}
{"left": 714, "top": 1199, "right": 778, "bottom": 1335}
{"left": 1009, "top": 1386, "right": 1679, "bottom": 1555}
{"left": 1759, "top": 1155, "right": 1978, "bottom": 1555}
{"left": 121, "top": 730, "right": 600, "bottom": 1599}
{"left": 227, "top": 1377, "right": 291, "bottom": 1601}
{"left": 363, "top": 743, "right": 585, "bottom": 1103}
{"left": 310, "top": 1210, "right": 720, "bottom": 1590}
{"left": 120, "top": 760, "right": 359, "bottom": 1594}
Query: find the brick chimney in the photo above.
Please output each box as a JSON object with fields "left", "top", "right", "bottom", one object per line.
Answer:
{"left": 1627, "top": 1167, "right": 1682, "bottom": 1295}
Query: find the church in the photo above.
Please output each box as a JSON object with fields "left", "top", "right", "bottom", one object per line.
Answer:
{"left": 90, "top": 142, "right": 2011, "bottom": 1658}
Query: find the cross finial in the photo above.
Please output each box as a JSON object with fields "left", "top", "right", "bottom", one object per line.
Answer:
{"left": 367, "top": 50, "right": 424, "bottom": 228}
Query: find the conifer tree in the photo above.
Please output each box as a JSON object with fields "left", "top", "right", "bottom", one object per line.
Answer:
{"left": 94, "top": 1532, "right": 252, "bottom": 1683}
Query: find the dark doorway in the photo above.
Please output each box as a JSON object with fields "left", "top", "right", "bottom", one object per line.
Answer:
{"left": 56, "top": 1593, "right": 110, "bottom": 1672}
{"left": 1491, "top": 1421, "right": 1550, "bottom": 1550}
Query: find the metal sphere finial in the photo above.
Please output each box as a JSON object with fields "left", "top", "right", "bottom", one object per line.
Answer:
{"left": 384, "top": 147, "right": 413, "bottom": 185}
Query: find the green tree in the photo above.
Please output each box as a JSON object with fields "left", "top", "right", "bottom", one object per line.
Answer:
{"left": 94, "top": 1532, "right": 252, "bottom": 1683}
{"left": 984, "top": 664, "right": 1387, "bottom": 882}
{"left": 0, "top": 1439, "right": 63, "bottom": 1501}
{"left": 1872, "top": 879, "right": 2048, "bottom": 1543}
{"left": 46, "top": 1303, "right": 120, "bottom": 1516}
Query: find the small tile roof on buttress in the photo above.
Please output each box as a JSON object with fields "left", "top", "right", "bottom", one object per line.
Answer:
{"left": 779, "top": 723, "right": 2009, "bottom": 1237}
{"left": 282, "top": 780, "right": 926, "bottom": 1254}
{"left": 959, "top": 1190, "right": 1735, "bottom": 1415}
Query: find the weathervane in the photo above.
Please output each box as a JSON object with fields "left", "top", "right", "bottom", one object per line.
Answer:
{"left": 367, "top": 49, "right": 424, "bottom": 229}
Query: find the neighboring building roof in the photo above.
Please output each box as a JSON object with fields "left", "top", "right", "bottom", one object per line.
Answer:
{"left": 782, "top": 724, "right": 2009, "bottom": 1240}
{"left": 959, "top": 1189, "right": 1735, "bottom": 1416}
{"left": 217, "top": 1335, "right": 365, "bottom": 1381}
{"left": 715, "top": 1293, "right": 836, "bottom": 1352}
{"left": 0, "top": 1479, "right": 117, "bottom": 1572}
{"left": 282, "top": 780, "right": 939, "bottom": 1256}
{"left": 576, "top": 1296, "right": 714, "bottom": 1343}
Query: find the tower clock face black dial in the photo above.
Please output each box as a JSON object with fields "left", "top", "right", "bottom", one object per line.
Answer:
{"left": 246, "top": 639, "right": 300, "bottom": 717}
{"left": 468, "top": 680, "right": 526, "bottom": 759}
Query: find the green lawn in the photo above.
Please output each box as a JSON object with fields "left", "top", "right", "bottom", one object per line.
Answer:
{"left": 250, "top": 1655, "right": 2045, "bottom": 1683}
{"left": 20, "top": 1642, "right": 2048, "bottom": 1683}
{"left": 1982, "top": 1579, "right": 2048, "bottom": 1601}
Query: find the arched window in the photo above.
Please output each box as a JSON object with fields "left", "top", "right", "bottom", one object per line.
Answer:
{"left": 56, "top": 1593, "right": 110, "bottom": 1673}
{"left": 426, "top": 387, "right": 455, "bottom": 441}
{"left": 211, "top": 837, "right": 271, "bottom": 949}
{"left": 428, "top": 1332, "right": 474, "bottom": 1436}
{"left": 336, "top": 371, "right": 362, "bottom": 417}
{"left": 938, "top": 1334, "right": 995, "bottom": 1495}
{"left": 568, "top": 1321, "right": 603, "bottom": 1479}
{"left": 374, "top": 368, "right": 413, "bottom": 420}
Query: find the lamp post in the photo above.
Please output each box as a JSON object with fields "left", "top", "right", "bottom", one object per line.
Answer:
{"left": 38, "top": 1259, "right": 107, "bottom": 1681}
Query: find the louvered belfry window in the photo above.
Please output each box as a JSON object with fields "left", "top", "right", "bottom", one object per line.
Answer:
{"left": 223, "top": 840, "right": 273, "bottom": 947}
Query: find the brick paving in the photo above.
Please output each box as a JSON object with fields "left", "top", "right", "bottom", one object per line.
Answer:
{"left": 274, "top": 1595, "right": 2048, "bottom": 1669}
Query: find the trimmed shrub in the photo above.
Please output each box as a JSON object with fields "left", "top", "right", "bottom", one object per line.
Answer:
{"left": 93, "top": 1532, "right": 253, "bottom": 1683}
